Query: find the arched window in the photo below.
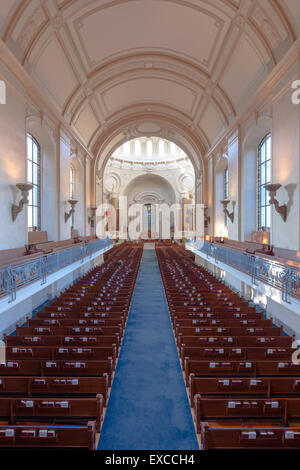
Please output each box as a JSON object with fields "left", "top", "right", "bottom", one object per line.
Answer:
{"left": 27, "top": 134, "right": 41, "bottom": 231}
{"left": 170, "top": 142, "right": 176, "bottom": 155}
{"left": 124, "top": 141, "right": 130, "bottom": 155}
{"left": 70, "top": 165, "right": 75, "bottom": 227}
{"left": 258, "top": 134, "right": 271, "bottom": 230}
{"left": 146, "top": 139, "right": 153, "bottom": 157}
{"left": 158, "top": 139, "right": 164, "bottom": 156}
{"left": 224, "top": 167, "right": 229, "bottom": 226}
{"left": 135, "top": 139, "right": 141, "bottom": 156}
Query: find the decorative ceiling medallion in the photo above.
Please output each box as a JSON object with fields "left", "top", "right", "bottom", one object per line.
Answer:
{"left": 137, "top": 123, "right": 161, "bottom": 134}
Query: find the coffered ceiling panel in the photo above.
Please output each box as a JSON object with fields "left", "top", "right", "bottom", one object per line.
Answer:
{"left": 280, "top": 0, "right": 300, "bottom": 32}
{"left": 219, "top": 34, "right": 264, "bottom": 111}
{"left": 0, "top": 0, "right": 19, "bottom": 34}
{"left": 101, "top": 77, "right": 197, "bottom": 115}
{"left": 73, "top": 103, "right": 99, "bottom": 145}
{"left": 71, "top": 0, "right": 230, "bottom": 72}
{"left": 199, "top": 103, "right": 225, "bottom": 145}
{"left": 34, "top": 36, "right": 78, "bottom": 108}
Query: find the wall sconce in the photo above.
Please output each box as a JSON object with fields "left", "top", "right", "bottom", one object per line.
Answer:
{"left": 88, "top": 207, "right": 97, "bottom": 226}
{"left": 204, "top": 206, "right": 210, "bottom": 228}
{"left": 11, "top": 182, "right": 33, "bottom": 222}
{"left": 65, "top": 199, "right": 78, "bottom": 223}
{"left": 220, "top": 199, "right": 234, "bottom": 223}
{"left": 264, "top": 183, "right": 287, "bottom": 222}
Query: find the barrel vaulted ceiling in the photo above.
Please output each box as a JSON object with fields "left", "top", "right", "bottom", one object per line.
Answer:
{"left": 0, "top": 0, "right": 299, "bottom": 159}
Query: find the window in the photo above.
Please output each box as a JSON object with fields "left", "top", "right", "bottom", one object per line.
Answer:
{"left": 224, "top": 167, "right": 228, "bottom": 226}
{"left": 146, "top": 139, "right": 153, "bottom": 157}
{"left": 258, "top": 134, "right": 271, "bottom": 230}
{"left": 70, "top": 166, "right": 75, "bottom": 199}
{"left": 27, "top": 134, "right": 41, "bottom": 231}
{"left": 158, "top": 139, "right": 164, "bottom": 156}
{"left": 124, "top": 141, "right": 130, "bottom": 155}
{"left": 170, "top": 142, "right": 176, "bottom": 155}
{"left": 135, "top": 140, "right": 141, "bottom": 156}
{"left": 70, "top": 166, "right": 75, "bottom": 227}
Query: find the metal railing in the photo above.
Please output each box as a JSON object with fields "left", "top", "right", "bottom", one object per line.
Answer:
{"left": 0, "top": 238, "right": 112, "bottom": 303}
{"left": 187, "top": 240, "right": 300, "bottom": 304}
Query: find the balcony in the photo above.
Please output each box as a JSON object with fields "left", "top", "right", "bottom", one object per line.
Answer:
{"left": 186, "top": 240, "right": 300, "bottom": 304}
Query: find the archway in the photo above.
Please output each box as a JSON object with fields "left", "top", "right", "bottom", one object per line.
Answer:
{"left": 92, "top": 116, "right": 205, "bottom": 210}
{"left": 99, "top": 135, "right": 197, "bottom": 239}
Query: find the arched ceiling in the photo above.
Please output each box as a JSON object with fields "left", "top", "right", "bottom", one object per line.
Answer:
{"left": 0, "top": 0, "right": 298, "bottom": 159}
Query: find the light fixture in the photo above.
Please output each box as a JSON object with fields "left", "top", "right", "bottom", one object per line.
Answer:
{"left": 220, "top": 199, "right": 234, "bottom": 223}
{"left": 88, "top": 207, "right": 97, "bottom": 226}
{"left": 264, "top": 183, "right": 287, "bottom": 222}
{"left": 65, "top": 199, "right": 78, "bottom": 223}
{"left": 11, "top": 182, "right": 33, "bottom": 222}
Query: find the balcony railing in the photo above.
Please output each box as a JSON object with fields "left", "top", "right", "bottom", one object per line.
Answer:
{"left": 187, "top": 240, "right": 300, "bottom": 304}
{"left": 0, "top": 238, "right": 112, "bottom": 303}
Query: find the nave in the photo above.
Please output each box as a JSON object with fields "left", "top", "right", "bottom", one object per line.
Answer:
{"left": 99, "top": 248, "right": 198, "bottom": 450}
{"left": 0, "top": 241, "right": 299, "bottom": 450}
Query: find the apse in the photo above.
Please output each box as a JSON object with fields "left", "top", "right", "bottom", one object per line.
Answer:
{"left": 102, "top": 136, "right": 195, "bottom": 239}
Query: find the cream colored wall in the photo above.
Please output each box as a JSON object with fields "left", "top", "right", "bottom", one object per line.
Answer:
{"left": 0, "top": 74, "right": 27, "bottom": 250}
{"left": 70, "top": 156, "right": 86, "bottom": 237}
{"left": 241, "top": 117, "right": 272, "bottom": 242}
{"left": 0, "top": 74, "right": 89, "bottom": 250}
{"left": 272, "top": 80, "right": 300, "bottom": 250}
{"left": 227, "top": 130, "right": 240, "bottom": 241}
{"left": 214, "top": 156, "right": 227, "bottom": 238}
{"left": 206, "top": 158, "right": 214, "bottom": 236}
{"left": 211, "top": 67, "right": 300, "bottom": 250}
{"left": 59, "top": 137, "right": 71, "bottom": 240}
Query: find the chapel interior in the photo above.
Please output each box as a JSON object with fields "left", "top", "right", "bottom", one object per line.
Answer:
{"left": 0, "top": 0, "right": 300, "bottom": 451}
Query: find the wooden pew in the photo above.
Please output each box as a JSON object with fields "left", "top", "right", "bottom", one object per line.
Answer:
{"left": 28, "top": 317, "right": 125, "bottom": 327}
{"left": 7, "top": 334, "right": 119, "bottom": 351}
{"left": 177, "top": 335, "right": 293, "bottom": 349}
{"left": 6, "top": 346, "right": 116, "bottom": 366}
{"left": 17, "top": 324, "right": 122, "bottom": 337}
{"left": 174, "top": 318, "right": 272, "bottom": 328}
{"left": 36, "top": 310, "right": 125, "bottom": 318}
{"left": 175, "top": 326, "right": 282, "bottom": 339}
{"left": 189, "top": 376, "right": 300, "bottom": 403}
{"left": 194, "top": 396, "right": 300, "bottom": 432}
{"left": 200, "top": 423, "right": 300, "bottom": 449}
{"left": 172, "top": 311, "right": 263, "bottom": 320}
{"left": 184, "top": 360, "right": 300, "bottom": 384}
{"left": 0, "top": 395, "right": 103, "bottom": 431}
{"left": 0, "top": 422, "right": 96, "bottom": 449}
{"left": 180, "top": 346, "right": 295, "bottom": 362}
{"left": 0, "top": 375, "right": 108, "bottom": 405}
{"left": 0, "top": 360, "right": 113, "bottom": 386}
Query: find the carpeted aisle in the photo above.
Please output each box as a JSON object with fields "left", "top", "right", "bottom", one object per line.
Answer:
{"left": 98, "top": 249, "right": 198, "bottom": 450}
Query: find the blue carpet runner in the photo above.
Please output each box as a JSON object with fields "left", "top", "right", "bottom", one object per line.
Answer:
{"left": 98, "top": 249, "right": 198, "bottom": 450}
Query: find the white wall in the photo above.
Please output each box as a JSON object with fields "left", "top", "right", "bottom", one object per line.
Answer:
{"left": 0, "top": 82, "right": 89, "bottom": 250}
{"left": 227, "top": 130, "right": 240, "bottom": 241}
{"left": 272, "top": 77, "right": 300, "bottom": 250}
{"left": 0, "top": 69, "right": 27, "bottom": 249}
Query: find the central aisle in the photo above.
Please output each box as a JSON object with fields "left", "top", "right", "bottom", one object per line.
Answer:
{"left": 98, "top": 249, "right": 198, "bottom": 450}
